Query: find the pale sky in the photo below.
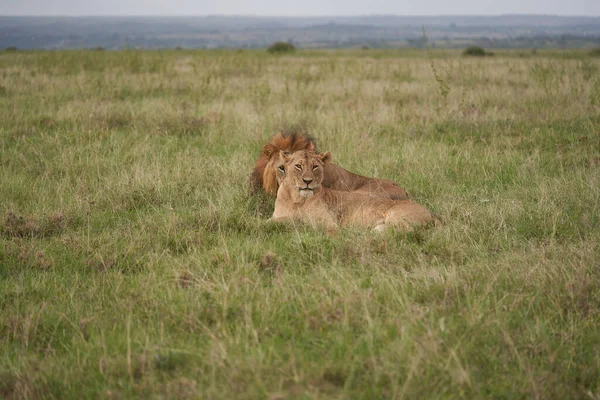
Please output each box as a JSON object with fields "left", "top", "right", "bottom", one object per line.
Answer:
{"left": 1, "top": 0, "right": 599, "bottom": 16}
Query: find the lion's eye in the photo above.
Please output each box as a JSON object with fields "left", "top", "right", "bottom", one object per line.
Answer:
{"left": 295, "top": 164, "right": 302, "bottom": 170}
{"left": 278, "top": 166, "right": 285, "bottom": 173}
{"left": 312, "top": 165, "right": 319, "bottom": 170}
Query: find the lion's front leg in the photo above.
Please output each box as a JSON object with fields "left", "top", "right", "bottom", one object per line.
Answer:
{"left": 272, "top": 201, "right": 296, "bottom": 221}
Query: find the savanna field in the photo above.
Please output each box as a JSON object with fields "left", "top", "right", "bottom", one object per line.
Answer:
{"left": 1, "top": 48, "right": 600, "bottom": 398}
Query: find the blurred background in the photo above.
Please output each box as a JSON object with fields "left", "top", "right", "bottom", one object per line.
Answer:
{"left": 1, "top": 0, "right": 600, "bottom": 50}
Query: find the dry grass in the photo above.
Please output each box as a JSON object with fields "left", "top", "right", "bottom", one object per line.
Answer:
{"left": 0, "top": 49, "right": 599, "bottom": 399}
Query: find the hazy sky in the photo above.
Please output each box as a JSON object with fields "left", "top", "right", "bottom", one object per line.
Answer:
{"left": 1, "top": 0, "right": 599, "bottom": 16}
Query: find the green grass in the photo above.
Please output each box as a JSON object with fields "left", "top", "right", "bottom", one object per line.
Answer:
{"left": 1, "top": 49, "right": 600, "bottom": 399}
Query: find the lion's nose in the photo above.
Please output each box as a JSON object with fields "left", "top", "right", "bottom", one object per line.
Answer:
{"left": 303, "top": 177, "right": 313, "bottom": 184}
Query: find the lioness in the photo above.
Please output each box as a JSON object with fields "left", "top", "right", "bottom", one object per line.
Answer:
{"left": 273, "top": 150, "right": 440, "bottom": 232}
{"left": 251, "top": 132, "right": 410, "bottom": 200}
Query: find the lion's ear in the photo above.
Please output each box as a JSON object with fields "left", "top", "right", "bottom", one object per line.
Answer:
{"left": 262, "top": 144, "right": 278, "bottom": 158}
{"left": 318, "top": 151, "right": 332, "bottom": 163}
{"left": 305, "top": 141, "right": 315, "bottom": 151}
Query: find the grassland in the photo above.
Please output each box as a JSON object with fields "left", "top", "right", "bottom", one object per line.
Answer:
{"left": 1, "top": 48, "right": 599, "bottom": 399}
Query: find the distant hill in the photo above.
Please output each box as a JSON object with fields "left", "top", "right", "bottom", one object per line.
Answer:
{"left": 1, "top": 15, "right": 600, "bottom": 49}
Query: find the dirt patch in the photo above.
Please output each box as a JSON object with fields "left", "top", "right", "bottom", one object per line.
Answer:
{"left": 2, "top": 211, "right": 65, "bottom": 238}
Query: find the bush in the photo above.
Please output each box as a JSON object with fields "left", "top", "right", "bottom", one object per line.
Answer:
{"left": 4, "top": 46, "right": 17, "bottom": 52}
{"left": 267, "top": 42, "right": 295, "bottom": 54}
{"left": 589, "top": 48, "right": 600, "bottom": 57}
{"left": 463, "top": 46, "right": 492, "bottom": 57}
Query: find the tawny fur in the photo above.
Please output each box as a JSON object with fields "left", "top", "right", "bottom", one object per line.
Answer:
{"left": 272, "top": 150, "right": 440, "bottom": 232}
{"left": 251, "top": 132, "right": 410, "bottom": 200}
{"left": 250, "top": 131, "right": 316, "bottom": 195}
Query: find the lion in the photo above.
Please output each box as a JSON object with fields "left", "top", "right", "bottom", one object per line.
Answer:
{"left": 251, "top": 132, "right": 410, "bottom": 200}
{"left": 272, "top": 150, "right": 440, "bottom": 232}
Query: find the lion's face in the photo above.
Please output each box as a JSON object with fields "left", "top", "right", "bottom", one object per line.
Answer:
{"left": 277, "top": 150, "right": 331, "bottom": 199}
{"left": 254, "top": 133, "right": 317, "bottom": 196}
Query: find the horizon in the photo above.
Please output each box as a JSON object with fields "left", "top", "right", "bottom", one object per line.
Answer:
{"left": 3, "top": 12, "right": 600, "bottom": 51}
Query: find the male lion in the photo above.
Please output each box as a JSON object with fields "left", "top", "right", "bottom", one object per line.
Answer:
{"left": 272, "top": 150, "right": 440, "bottom": 232}
{"left": 251, "top": 132, "right": 410, "bottom": 200}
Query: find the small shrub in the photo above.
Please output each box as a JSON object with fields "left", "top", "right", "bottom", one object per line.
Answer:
{"left": 463, "top": 46, "right": 492, "bottom": 57}
{"left": 267, "top": 41, "right": 295, "bottom": 54}
{"left": 422, "top": 27, "right": 451, "bottom": 105}
{"left": 4, "top": 46, "right": 17, "bottom": 52}
{"left": 589, "top": 48, "right": 600, "bottom": 57}
{"left": 430, "top": 59, "right": 451, "bottom": 103}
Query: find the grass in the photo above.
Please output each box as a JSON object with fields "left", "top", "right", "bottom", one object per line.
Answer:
{"left": 1, "top": 48, "right": 599, "bottom": 399}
